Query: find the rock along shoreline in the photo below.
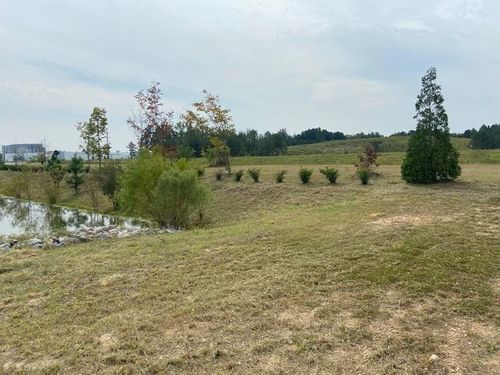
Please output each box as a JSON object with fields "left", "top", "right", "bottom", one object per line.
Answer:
{"left": 0, "top": 224, "right": 175, "bottom": 251}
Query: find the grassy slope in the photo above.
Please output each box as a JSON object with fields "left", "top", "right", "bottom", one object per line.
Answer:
{"left": 287, "top": 136, "right": 471, "bottom": 155}
{"left": 232, "top": 149, "right": 500, "bottom": 166}
{"left": 1, "top": 164, "right": 499, "bottom": 374}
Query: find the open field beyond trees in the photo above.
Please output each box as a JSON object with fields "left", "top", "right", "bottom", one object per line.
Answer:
{"left": 1, "top": 163, "right": 499, "bottom": 374}
{"left": 286, "top": 136, "right": 472, "bottom": 156}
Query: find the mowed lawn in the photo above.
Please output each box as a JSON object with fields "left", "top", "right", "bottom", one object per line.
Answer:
{"left": 0, "top": 164, "right": 499, "bottom": 374}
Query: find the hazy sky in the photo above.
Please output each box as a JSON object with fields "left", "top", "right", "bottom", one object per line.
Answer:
{"left": 1, "top": 0, "right": 500, "bottom": 151}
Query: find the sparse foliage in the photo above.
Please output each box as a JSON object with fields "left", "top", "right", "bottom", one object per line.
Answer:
{"left": 274, "top": 170, "right": 287, "bottom": 183}
{"left": 97, "top": 162, "right": 122, "bottom": 209}
{"left": 207, "top": 137, "right": 231, "bottom": 169}
{"left": 127, "top": 82, "right": 175, "bottom": 155}
{"left": 45, "top": 151, "right": 66, "bottom": 204}
{"left": 247, "top": 168, "right": 261, "bottom": 182}
{"left": 215, "top": 170, "right": 224, "bottom": 181}
{"left": 355, "top": 144, "right": 378, "bottom": 173}
{"left": 77, "top": 107, "right": 111, "bottom": 168}
{"left": 128, "top": 142, "right": 137, "bottom": 158}
{"left": 234, "top": 169, "right": 244, "bottom": 182}
{"left": 6, "top": 165, "right": 32, "bottom": 199}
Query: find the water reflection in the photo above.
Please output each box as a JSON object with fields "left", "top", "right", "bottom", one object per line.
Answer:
{"left": 0, "top": 196, "right": 147, "bottom": 238}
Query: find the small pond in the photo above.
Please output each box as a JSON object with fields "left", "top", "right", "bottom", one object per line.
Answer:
{"left": 0, "top": 196, "right": 149, "bottom": 239}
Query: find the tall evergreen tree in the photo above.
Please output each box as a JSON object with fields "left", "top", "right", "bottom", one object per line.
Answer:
{"left": 402, "top": 68, "right": 461, "bottom": 183}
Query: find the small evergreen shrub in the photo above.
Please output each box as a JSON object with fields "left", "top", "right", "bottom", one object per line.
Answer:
{"left": 66, "top": 156, "right": 85, "bottom": 195}
{"left": 274, "top": 170, "right": 287, "bottom": 183}
{"left": 234, "top": 169, "right": 244, "bottom": 182}
{"left": 319, "top": 167, "right": 338, "bottom": 184}
{"left": 215, "top": 170, "right": 224, "bottom": 181}
{"left": 45, "top": 153, "right": 66, "bottom": 204}
{"left": 247, "top": 168, "right": 261, "bottom": 182}
{"left": 358, "top": 168, "right": 370, "bottom": 185}
{"left": 298, "top": 167, "right": 313, "bottom": 184}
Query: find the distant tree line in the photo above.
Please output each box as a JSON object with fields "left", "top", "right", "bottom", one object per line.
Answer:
{"left": 465, "top": 124, "right": 500, "bottom": 149}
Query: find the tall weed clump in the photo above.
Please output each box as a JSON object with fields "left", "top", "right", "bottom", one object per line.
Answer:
{"left": 247, "top": 168, "right": 261, "bottom": 182}
{"left": 6, "top": 165, "right": 33, "bottom": 199}
{"left": 357, "top": 169, "right": 370, "bottom": 185}
{"left": 319, "top": 167, "right": 338, "bottom": 184}
{"left": 355, "top": 144, "right": 378, "bottom": 185}
{"left": 274, "top": 170, "right": 287, "bottom": 183}
{"left": 215, "top": 170, "right": 224, "bottom": 181}
{"left": 299, "top": 167, "right": 313, "bottom": 184}
{"left": 234, "top": 170, "right": 244, "bottom": 182}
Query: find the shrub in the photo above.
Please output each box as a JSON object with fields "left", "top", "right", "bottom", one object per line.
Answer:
{"left": 358, "top": 168, "right": 370, "bottom": 185}
{"left": 215, "top": 170, "right": 224, "bottom": 181}
{"left": 66, "top": 156, "right": 85, "bottom": 194}
{"left": 207, "top": 137, "right": 230, "bottom": 169}
{"left": 172, "top": 158, "right": 206, "bottom": 177}
{"left": 151, "top": 169, "right": 210, "bottom": 228}
{"left": 234, "top": 169, "right": 244, "bottom": 182}
{"left": 274, "top": 170, "right": 287, "bottom": 183}
{"left": 118, "top": 149, "right": 167, "bottom": 214}
{"left": 355, "top": 144, "right": 378, "bottom": 173}
{"left": 45, "top": 153, "right": 66, "bottom": 204}
{"left": 247, "top": 168, "right": 261, "bottom": 182}
{"left": 298, "top": 167, "right": 313, "bottom": 184}
{"left": 119, "top": 150, "right": 210, "bottom": 228}
{"left": 319, "top": 167, "right": 338, "bottom": 184}
{"left": 97, "top": 163, "right": 121, "bottom": 209}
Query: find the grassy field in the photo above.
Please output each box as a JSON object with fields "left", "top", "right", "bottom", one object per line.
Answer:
{"left": 287, "top": 136, "right": 471, "bottom": 155}
{"left": 0, "top": 164, "right": 499, "bottom": 374}
{"left": 232, "top": 149, "right": 500, "bottom": 166}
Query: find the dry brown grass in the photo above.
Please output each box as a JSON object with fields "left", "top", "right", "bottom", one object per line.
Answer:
{"left": 0, "top": 164, "right": 499, "bottom": 374}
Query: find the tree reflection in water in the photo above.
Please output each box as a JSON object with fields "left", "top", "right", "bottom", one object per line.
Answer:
{"left": 0, "top": 196, "right": 147, "bottom": 237}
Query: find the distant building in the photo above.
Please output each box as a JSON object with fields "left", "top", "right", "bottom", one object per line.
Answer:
{"left": 57, "top": 151, "right": 130, "bottom": 161}
{"left": 1, "top": 144, "right": 45, "bottom": 162}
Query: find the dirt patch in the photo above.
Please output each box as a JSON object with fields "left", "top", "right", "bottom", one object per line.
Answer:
{"left": 372, "top": 214, "right": 457, "bottom": 227}
{"left": 98, "top": 333, "right": 118, "bottom": 350}
{"left": 98, "top": 273, "right": 124, "bottom": 287}
{"left": 3, "top": 358, "right": 60, "bottom": 373}
{"left": 278, "top": 308, "right": 315, "bottom": 329}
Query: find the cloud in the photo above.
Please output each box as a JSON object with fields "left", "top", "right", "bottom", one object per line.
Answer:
{"left": 1, "top": 0, "right": 500, "bottom": 149}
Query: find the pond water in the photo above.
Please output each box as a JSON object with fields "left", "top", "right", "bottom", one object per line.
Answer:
{"left": 0, "top": 196, "right": 148, "bottom": 238}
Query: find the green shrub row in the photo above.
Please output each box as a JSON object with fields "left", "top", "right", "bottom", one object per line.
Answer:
{"left": 213, "top": 167, "right": 368, "bottom": 184}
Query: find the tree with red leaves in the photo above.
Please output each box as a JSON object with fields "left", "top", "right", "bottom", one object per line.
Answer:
{"left": 127, "top": 82, "right": 175, "bottom": 155}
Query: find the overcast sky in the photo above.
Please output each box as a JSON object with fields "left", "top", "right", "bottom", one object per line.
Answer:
{"left": 1, "top": 0, "right": 500, "bottom": 151}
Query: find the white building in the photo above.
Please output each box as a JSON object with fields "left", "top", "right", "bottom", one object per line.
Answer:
{"left": 1, "top": 144, "right": 45, "bottom": 162}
